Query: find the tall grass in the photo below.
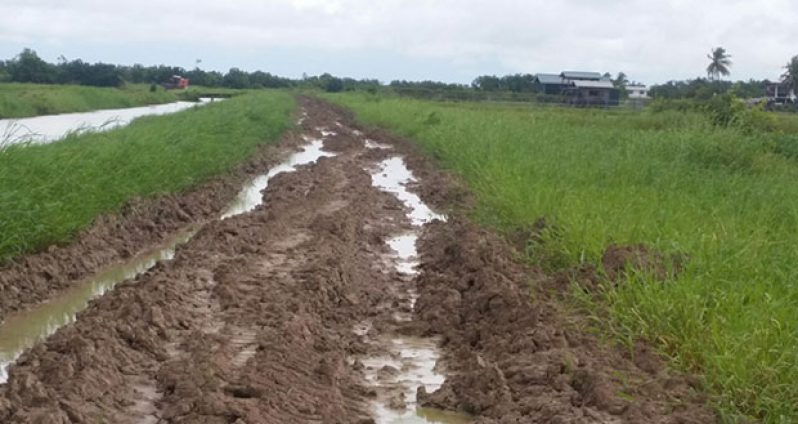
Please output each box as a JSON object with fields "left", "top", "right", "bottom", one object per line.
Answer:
{"left": 0, "top": 91, "right": 294, "bottom": 262}
{"left": 0, "top": 83, "right": 245, "bottom": 119}
{"left": 327, "top": 93, "right": 798, "bottom": 423}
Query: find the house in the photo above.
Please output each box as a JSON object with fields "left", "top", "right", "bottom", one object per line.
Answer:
{"left": 626, "top": 84, "right": 650, "bottom": 99}
{"left": 766, "top": 82, "right": 796, "bottom": 103}
{"left": 535, "top": 73, "right": 570, "bottom": 95}
{"left": 534, "top": 71, "right": 620, "bottom": 106}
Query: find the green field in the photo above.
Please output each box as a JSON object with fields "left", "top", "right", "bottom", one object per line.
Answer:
{"left": 327, "top": 93, "right": 798, "bottom": 422}
{"left": 0, "top": 91, "right": 293, "bottom": 262}
{"left": 0, "top": 83, "right": 247, "bottom": 119}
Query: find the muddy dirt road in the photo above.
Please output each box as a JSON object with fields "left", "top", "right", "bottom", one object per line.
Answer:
{"left": 0, "top": 98, "right": 714, "bottom": 423}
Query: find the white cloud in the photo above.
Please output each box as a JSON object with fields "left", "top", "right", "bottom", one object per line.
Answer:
{"left": 0, "top": 0, "right": 796, "bottom": 83}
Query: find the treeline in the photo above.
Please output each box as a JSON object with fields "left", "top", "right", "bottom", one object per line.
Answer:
{"left": 472, "top": 74, "right": 537, "bottom": 92}
{"left": 650, "top": 78, "right": 773, "bottom": 100}
{"left": 0, "top": 49, "right": 380, "bottom": 92}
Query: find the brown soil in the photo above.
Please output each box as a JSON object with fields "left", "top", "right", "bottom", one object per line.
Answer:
{"left": 601, "top": 244, "right": 687, "bottom": 282}
{"left": 0, "top": 97, "right": 715, "bottom": 423}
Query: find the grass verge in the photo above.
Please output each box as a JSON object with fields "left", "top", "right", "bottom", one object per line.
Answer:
{"left": 0, "top": 83, "right": 246, "bottom": 119}
{"left": 326, "top": 92, "right": 798, "bottom": 423}
{"left": 0, "top": 91, "right": 294, "bottom": 262}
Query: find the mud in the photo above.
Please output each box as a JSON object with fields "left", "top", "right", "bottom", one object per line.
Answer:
{"left": 0, "top": 97, "right": 714, "bottom": 423}
{"left": 601, "top": 244, "right": 687, "bottom": 282}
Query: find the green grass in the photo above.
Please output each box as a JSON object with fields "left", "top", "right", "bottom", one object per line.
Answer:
{"left": 326, "top": 92, "right": 798, "bottom": 423}
{"left": 0, "top": 83, "right": 248, "bottom": 119}
{"left": 0, "top": 91, "right": 294, "bottom": 261}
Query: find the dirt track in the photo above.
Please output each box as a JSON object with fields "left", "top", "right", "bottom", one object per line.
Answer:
{"left": 0, "top": 98, "right": 714, "bottom": 423}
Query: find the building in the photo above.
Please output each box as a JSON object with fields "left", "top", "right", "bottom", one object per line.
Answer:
{"left": 534, "top": 73, "right": 569, "bottom": 95}
{"left": 626, "top": 84, "right": 650, "bottom": 99}
{"left": 534, "top": 71, "right": 620, "bottom": 106}
{"left": 766, "top": 82, "right": 796, "bottom": 103}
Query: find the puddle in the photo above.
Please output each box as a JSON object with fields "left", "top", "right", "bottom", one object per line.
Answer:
{"left": 221, "top": 138, "right": 336, "bottom": 218}
{"left": 363, "top": 336, "right": 449, "bottom": 424}
{"left": 0, "top": 226, "right": 197, "bottom": 383}
{"left": 0, "top": 99, "right": 214, "bottom": 146}
{"left": 365, "top": 155, "right": 458, "bottom": 423}
{"left": 365, "top": 139, "right": 392, "bottom": 150}
{"left": 316, "top": 127, "right": 337, "bottom": 138}
{"left": 372, "top": 157, "right": 446, "bottom": 226}
{"left": 387, "top": 234, "right": 420, "bottom": 275}
{"left": 296, "top": 108, "right": 308, "bottom": 125}
{"left": 0, "top": 133, "right": 336, "bottom": 384}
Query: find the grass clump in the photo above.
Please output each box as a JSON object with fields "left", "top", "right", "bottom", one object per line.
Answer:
{"left": 0, "top": 91, "right": 294, "bottom": 261}
{"left": 327, "top": 92, "right": 798, "bottom": 423}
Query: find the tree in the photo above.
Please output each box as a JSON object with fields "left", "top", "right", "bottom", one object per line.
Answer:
{"left": 613, "top": 72, "right": 628, "bottom": 87}
{"left": 782, "top": 55, "right": 798, "bottom": 93}
{"left": 472, "top": 75, "right": 501, "bottom": 91}
{"left": 706, "top": 47, "right": 732, "bottom": 81}
{"left": 222, "top": 68, "right": 250, "bottom": 89}
{"left": 7, "top": 48, "right": 57, "bottom": 83}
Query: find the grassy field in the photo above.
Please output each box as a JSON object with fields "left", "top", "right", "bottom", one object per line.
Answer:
{"left": 327, "top": 93, "right": 798, "bottom": 423}
{"left": 0, "top": 83, "right": 246, "bottom": 119}
{"left": 0, "top": 91, "right": 294, "bottom": 262}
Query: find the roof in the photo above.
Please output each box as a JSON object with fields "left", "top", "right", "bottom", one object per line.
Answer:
{"left": 572, "top": 80, "right": 616, "bottom": 89}
{"left": 561, "top": 71, "right": 603, "bottom": 80}
{"left": 535, "top": 73, "right": 566, "bottom": 85}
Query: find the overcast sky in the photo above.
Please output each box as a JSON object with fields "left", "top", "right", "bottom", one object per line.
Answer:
{"left": 1, "top": 0, "right": 796, "bottom": 85}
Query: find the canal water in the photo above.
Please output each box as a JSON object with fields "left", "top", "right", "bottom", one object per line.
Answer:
{"left": 0, "top": 98, "right": 216, "bottom": 146}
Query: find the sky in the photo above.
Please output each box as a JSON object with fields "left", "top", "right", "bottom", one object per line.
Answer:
{"left": 1, "top": 0, "right": 796, "bottom": 85}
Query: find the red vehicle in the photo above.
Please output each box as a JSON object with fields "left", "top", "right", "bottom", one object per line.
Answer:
{"left": 162, "top": 75, "right": 189, "bottom": 90}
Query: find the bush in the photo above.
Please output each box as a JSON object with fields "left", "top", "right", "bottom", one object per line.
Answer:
{"left": 704, "top": 94, "right": 775, "bottom": 133}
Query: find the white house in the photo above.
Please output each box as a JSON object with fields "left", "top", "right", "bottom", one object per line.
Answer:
{"left": 626, "top": 84, "right": 650, "bottom": 99}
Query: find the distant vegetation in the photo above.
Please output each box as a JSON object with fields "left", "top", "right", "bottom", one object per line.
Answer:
{"left": 0, "top": 92, "right": 294, "bottom": 262}
{"left": 0, "top": 49, "right": 379, "bottom": 92}
{"left": 650, "top": 79, "right": 771, "bottom": 100}
{"left": 328, "top": 92, "right": 798, "bottom": 422}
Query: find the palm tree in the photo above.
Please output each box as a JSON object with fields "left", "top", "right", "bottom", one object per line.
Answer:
{"left": 706, "top": 47, "right": 732, "bottom": 80}
{"left": 782, "top": 55, "right": 798, "bottom": 94}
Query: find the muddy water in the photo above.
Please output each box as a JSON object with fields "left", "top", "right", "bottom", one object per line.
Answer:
{"left": 0, "top": 135, "right": 334, "bottom": 384}
{"left": 366, "top": 153, "right": 468, "bottom": 424}
{"left": 222, "top": 137, "right": 335, "bottom": 218}
{"left": 0, "top": 226, "right": 197, "bottom": 382}
{"left": 0, "top": 98, "right": 216, "bottom": 146}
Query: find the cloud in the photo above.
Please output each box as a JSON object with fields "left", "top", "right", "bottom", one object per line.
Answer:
{"left": 0, "top": 0, "right": 796, "bottom": 83}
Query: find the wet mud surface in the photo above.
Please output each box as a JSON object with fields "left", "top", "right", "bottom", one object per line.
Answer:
{"left": 0, "top": 98, "right": 714, "bottom": 423}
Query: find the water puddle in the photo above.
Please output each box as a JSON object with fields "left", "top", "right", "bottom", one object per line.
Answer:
{"left": 365, "top": 156, "right": 461, "bottom": 423}
{"left": 372, "top": 157, "right": 446, "bottom": 226}
{"left": 221, "top": 137, "right": 336, "bottom": 218}
{"left": 387, "top": 234, "right": 419, "bottom": 275}
{"left": 0, "top": 99, "right": 215, "bottom": 146}
{"left": 0, "top": 133, "right": 335, "bottom": 384}
{"left": 297, "top": 109, "right": 308, "bottom": 125}
{"left": 365, "top": 139, "right": 392, "bottom": 150}
{"left": 0, "top": 226, "right": 197, "bottom": 383}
